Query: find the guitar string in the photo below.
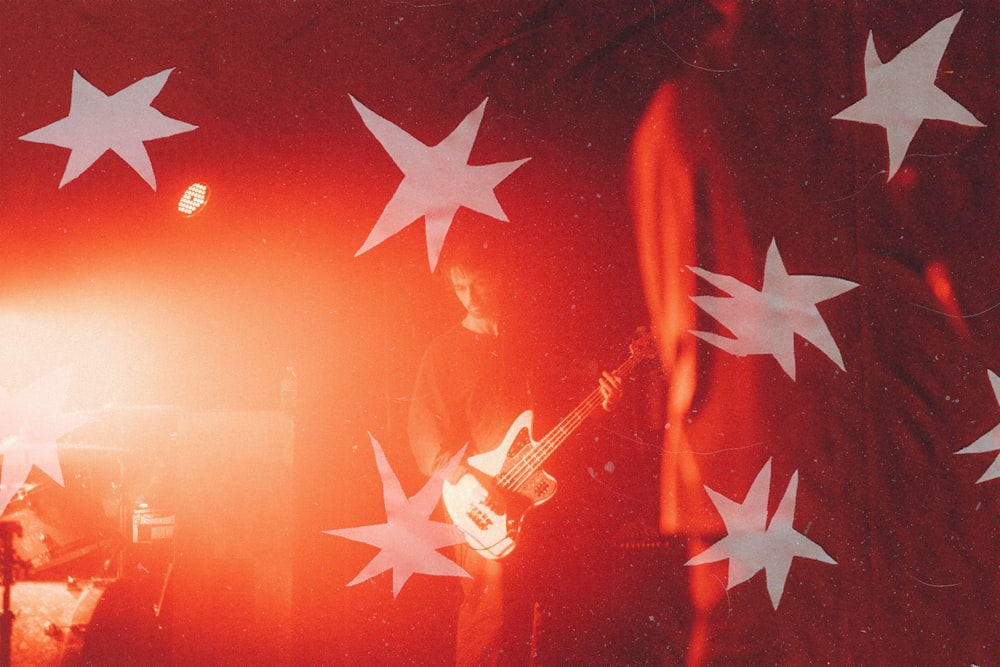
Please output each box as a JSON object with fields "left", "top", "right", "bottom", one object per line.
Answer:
{"left": 496, "top": 393, "right": 601, "bottom": 491}
{"left": 458, "top": 343, "right": 650, "bottom": 556}
{"left": 496, "top": 352, "right": 642, "bottom": 492}
{"left": 509, "top": 351, "right": 642, "bottom": 484}
{"left": 502, "top": 379, "right": 620, "bottom": 489}
{"left": 498, "top": 369, "right": 628, "bottom": 491}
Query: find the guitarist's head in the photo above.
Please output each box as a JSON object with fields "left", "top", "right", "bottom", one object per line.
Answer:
{"left": 441, "top": 231, "right": 509, "bottom": 337}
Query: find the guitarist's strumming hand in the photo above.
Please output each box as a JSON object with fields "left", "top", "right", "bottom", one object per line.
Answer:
{"left": 599, "top": 370, "right": 624, "bottom": 412}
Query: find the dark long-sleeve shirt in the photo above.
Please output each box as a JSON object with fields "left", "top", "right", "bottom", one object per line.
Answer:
{"left": 408, "top": 324, "right": 531, "bottom": 477}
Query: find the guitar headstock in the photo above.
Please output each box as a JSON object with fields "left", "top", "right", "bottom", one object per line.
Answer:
{"left": 628, "top": 328, "right": 658, "bottom": 361}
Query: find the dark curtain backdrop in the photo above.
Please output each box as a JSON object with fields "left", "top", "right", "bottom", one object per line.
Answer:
{"left": 2, "top": 1, "right": 999, "bottom": 665}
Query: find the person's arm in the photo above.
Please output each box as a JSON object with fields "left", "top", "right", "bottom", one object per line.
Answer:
{"left": 408, "top": 349, "right": 461, "bottom": 477}
{"left": 409, "top": 413, "right": 457, "bottom": 478}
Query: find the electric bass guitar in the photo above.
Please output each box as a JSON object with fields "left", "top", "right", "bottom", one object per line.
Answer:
{"left": 441, "top": 333, "right": 656, "bottom": 559}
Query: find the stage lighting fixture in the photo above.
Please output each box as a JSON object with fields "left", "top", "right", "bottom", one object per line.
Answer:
{"left": 178, "top": 182, "right": 209, "bottom": 216}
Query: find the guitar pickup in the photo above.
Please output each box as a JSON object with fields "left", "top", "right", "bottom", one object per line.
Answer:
{"left": 466, "top": 505, "right": 493, "bottom": 530}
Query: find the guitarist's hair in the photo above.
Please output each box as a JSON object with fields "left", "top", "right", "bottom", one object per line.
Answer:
{"left": 436, "top": 224, "right": 532, "bottom": 334}
{"left": 437, "top": 226, "right": 511, "bottom": 282}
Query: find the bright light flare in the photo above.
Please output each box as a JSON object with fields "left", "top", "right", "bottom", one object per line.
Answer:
{"left": 178, "top": 182, "right": 209, "bottom": 216}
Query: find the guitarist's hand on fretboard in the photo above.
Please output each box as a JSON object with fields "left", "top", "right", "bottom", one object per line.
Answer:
{"left": 599, "top": 371, "right": 624, "bottom": 412}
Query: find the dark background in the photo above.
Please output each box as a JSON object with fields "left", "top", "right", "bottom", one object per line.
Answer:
{"left": 3, "top": 1, "right": 1000, "bottom": 665}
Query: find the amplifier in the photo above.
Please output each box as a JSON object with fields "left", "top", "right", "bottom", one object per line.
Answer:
{"left": 132, "top": 507, "right": 175, "bottom": 543}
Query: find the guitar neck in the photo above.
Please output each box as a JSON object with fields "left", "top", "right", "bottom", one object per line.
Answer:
{"left": 513, "top": 352, "right": 642, "bottom": 478}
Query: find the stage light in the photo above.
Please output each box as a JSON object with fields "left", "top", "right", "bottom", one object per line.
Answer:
{"left": 178, "top": 182, "right": 209, "bottom": 216}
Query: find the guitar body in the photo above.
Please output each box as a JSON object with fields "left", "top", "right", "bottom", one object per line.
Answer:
{"left": 441, "top": 410, "right": 558, "bottom": 559}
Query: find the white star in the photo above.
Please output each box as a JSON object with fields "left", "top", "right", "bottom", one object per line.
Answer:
{"left": 956, "top": 370, "right": 1000, "bottom": 483}
{"left": 688, "top": 239, "right": 858, "bottom": 380}
{"left": 686, "top": 459, "right": 836, "bottom": 609}
{"left": 324, "top": 434, "right": 469, "bottom": 597}
{"left": 0, "top": 367, "right": 97, "bottom": 514}
{"left": 832, "top": 11, "right": 985, "bottom": 180}
{"left": 20, "top": 69, "right": 197, "bottom": 190}
{"left": 350, "top": 96, "right": 530, "bottom": 271}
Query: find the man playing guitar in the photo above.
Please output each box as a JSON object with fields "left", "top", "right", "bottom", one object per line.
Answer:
{"left": 408, "top": 235, "right": 623, "bottom": 667}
